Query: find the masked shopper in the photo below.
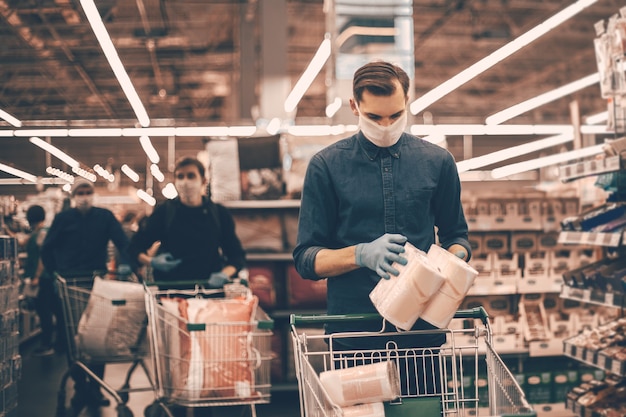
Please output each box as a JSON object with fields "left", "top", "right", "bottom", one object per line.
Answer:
{"left": 293, "top": 60, "right": 472, "bottom": 395}
{"left": 40, "top": 178, "right": 132, "bottom": 411}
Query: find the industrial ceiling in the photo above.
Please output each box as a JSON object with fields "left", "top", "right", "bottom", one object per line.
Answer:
{"left": 0, "top": 0, "right": 624, "bottom": 199}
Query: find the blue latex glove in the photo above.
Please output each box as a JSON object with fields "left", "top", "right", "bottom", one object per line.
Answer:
{"left": 208, "top": 271, "right": 231, "bottom": 288}
{"left": 355, "top": 233, "right": 408, "bottom": 279}
{"left": 454, "top": 250, "right": 467, "bottom": 259}
{"left": 117, "top": 264, "right": 132, "bottom": 276}
{"left": 151, "top": 252, "right": 181, "bottom": 272}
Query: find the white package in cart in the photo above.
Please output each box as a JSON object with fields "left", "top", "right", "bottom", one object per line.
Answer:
{"left": 76, "top": 277, "right": 146, "bottom": 358}
{"left": 319, "top": 361, "right": 400, "bottom": 408}
{"left": 342, "top": 402, "right": 385, "bottom": 417}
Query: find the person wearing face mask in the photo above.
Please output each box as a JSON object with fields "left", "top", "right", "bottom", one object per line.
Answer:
{"left": 128, "top": 156, "right": 246, "bottom": 288}
{"left": 40, "top": 178, "right": 132, "bottom": 411}
{"left": 293, "top": 61, "right": 471, "bottom": 395}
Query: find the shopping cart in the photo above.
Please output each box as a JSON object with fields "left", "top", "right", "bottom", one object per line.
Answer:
{"left": 55, "top": 273, "right": 155, "bottom": 417}
{"left": 143, "top": 280, "right": 273, "bottom": 417}
{"left": 290, "top": 307, "right": 536, "bottom": 417}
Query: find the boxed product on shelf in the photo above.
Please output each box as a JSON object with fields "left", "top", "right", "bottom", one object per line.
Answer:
{"left": 286, "top": 264, "right": 327, "bottom": 308}
{"left": 467, "top": 233, "right": 483, "bottom": 255}
{"left": 524, "top": 370, "right": 553, "bottom": 404}
{"left": 231, "top": 209, "right": 285, "bottom": 252}
{"left": 551, "top": 369, "right": 580, "bottom": 404}
{"left": 519, "top": 293, "right": 554, "bottom": 354}
{"left": 491, "top": 253, "right": 520, "bottom": 294}
{"left": 511, "top": 232, "right": 537, "bottom": 253}
{"left": 482, "top": 232, "right": 509, "bottom": 254}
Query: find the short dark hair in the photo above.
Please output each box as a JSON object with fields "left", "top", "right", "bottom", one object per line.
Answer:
{"left": 352, "top": 61, "right": 410, "bottom": 104}
{"left": 174, "top": 156, "right": 205, "bottom": 178}
{"left": 26, "top": 205, "right": 45, "bottom": 226}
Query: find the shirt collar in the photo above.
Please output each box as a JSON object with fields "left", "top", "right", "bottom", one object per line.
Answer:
{"left": 357, "top": 131, "right": 403, "bottom": 160}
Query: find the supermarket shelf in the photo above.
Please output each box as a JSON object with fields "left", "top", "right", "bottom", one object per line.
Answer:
{"left": 563, "top": 340, "right": 626, "bottom": 377}
{"left": 557, "top": 230, "right": 623, "bottom": 247}
{"left": 558, "top": 155, "right": 622, "bottom": 183}
{"left": 559, "top": 285, "right": 624, "bottom": 308}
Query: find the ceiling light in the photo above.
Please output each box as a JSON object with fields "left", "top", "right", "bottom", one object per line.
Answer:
{"left": 0, "top": 131, "right": 14, "bottom": 137}
{"left": 409, "top": 0, "right": 598, "bottom": 115}
{"left": 456, "top": 132, "right": 574, "bottom": 173}
{"left": 69, "top": 128, "right": 122, "bottom": 137}
{"left": 139, "top": 136, "right": 160, "bottom": 164}
{"left": 584, "top": 111, "right": 608, "bottom": 125}
{"left": 71, "top": 166, "right": 97, "bottom": 182}
{"left": 80, "top": 0, "right": 150, "bottom": 127}
{"left": 0, "top": 162, "right": 37, "bottom": 182}
{"left": 266, "top": 118, "right": 282, "bottom": 135}
{"left": 14, "top": 129, "right": 69, "bottom": 137}
{"left": 325, "top": 97, "right": 342, "bottom": 118}
{"left": 162, "top": 183, "right": 178, "bottom": 199}
{"left": 410, "top": 124, "right": 573, "bottom": 136}
{"left": 284, "top": 37, "right": 331, "bottom": 113}
{"left": 227, "top": 126, "right": 257, "bottom": 137}
{"left": 0, "top": 109, "right": 22, "bottom": 127}
{"left": 29, "top": 136, "right": 79, "bottom": 168}
{"left": 490, "top": 144, "right": 604, "bottom": 179}
{"left": 122, "top": 127, "right": 177, "bottom": 137}
{"left": 150, "top": 164, "right": 164, "bottom": 182}
{"left": 136, "top": 189, "right": 156, "bottom": 206}
{"left": 485, "top": 73, "right": 600, "bottom": 125}
{"left": 121, "top": 164, "right": 140, "bottom": 182}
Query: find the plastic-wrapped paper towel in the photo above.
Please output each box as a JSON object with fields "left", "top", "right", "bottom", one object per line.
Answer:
{"left": 420, "top": 244, "right": 478, "bottom": 328}
{"left": 369, "top": 243, "right": 445, "bottom": 330}
{"left": 319, "top": 361, "right": 400, "bottom": 408}
{"left": 342, "top": 402, "right": 385, "bottom": 417}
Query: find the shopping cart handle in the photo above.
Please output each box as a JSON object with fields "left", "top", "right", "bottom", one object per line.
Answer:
{"left": 453, "top": 307, "right": 489, "bottom": 324}
{"left": 143, "top": 279, "right": 215, "bottom": 288}
{"left": 290, "top": 307, "right": 489, "bottom": 326}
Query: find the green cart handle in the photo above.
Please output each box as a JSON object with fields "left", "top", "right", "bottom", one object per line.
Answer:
{"left": 144, "top": 279, "right": 216, "bottom": 288}
{"left": 290, "top": 306, "right": 489, "bottom": 326}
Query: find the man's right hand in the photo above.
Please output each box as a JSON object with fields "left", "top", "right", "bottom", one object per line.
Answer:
{"left": 150, "top": 252, "right": 182, "bottom": 272}
{"left": 355, "top": 233, "right": 408, "bottom": 279}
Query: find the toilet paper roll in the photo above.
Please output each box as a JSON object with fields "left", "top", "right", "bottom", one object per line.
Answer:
{"left": 369, "top": 243, "right": 445, "bottom": 330}
{"left": 319, "top": 361, "right": 400, "bottom": 408}
{"left": 342, "top": 402, "right": 386, "bottom": 417}
{"left": 421, "top": 245, "right": 479, "bottom": 328}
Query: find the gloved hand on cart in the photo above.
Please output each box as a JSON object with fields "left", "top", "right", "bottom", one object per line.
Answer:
{"left": 355, "top": 233, "right": 408, "bottom": 279}
{"left": 208, "top": 271, "right": 231, "bottom": 288}
{"left": 116, "top": 263, "right": 133, "bottom": 277}
{"left": 447, "top": 243, "right": 468, "bottom": 261}
{"left": 150, "top": 252, "right": 182, "bottom": 272}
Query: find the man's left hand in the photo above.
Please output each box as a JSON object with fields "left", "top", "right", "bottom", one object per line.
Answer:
{"left": 447, "top": 244, "right": 468, "bottom": 261}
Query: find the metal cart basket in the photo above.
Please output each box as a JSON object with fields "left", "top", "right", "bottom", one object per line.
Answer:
{"left": 56, "top": 273, "right": 155, "bottom": 417}
{"left": 290, "top": 307, "right": 536, "bottom": 417}
{"left": 144, "top": 281, "right": 273, "bottom": 417}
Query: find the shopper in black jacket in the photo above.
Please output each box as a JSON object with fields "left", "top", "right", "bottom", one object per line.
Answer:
{"left": 128, "top": 156, "right": 246, "bottom": 287}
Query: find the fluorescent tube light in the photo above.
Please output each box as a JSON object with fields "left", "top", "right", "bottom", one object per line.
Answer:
{"left": 0, "top": 162, "right": 37, "bottom": 182}
{"left": 29, "top": 136, "right": 79, "bottom": 168}
{"left": 69, "top": 128, "right": 122, "bottom": 137}
{"left": 162, "top": 183, "right": 178, "bottom": 199}
{"left": 175, "top": 126, "right": 230, "bottom": 137}
{"left": 14, "top": 129, "right": 69, "bottom": 137}
{"left": 71, "top": 166, "right": 97, "bottom": 182}
{"left": 122, "top": 127, "right": 177, "bottom": 137}
{"left": 0, "top": 131, "right": 14, "bottom": 137}
{"left": 227, "top": 126, "right": 257, "bottom": 137}
{"left": 0, "top": 109, "right": 22, "bottom": 127}
{"left": 585, "top": 111, "right": 608, "bottom": 125}
{"left": 80, "top": 0, "right": 150, "bottom": 127}
{"left": 46, "top": 167, "right": 75, "bottom": 183}
{"left": 150, "top": 164, "right": 164, "bottom": 182}
{"left": 139, "top": 136, "right": 160, "bottom": 164}
{"left": 325, "top": 97, "right": 342, "bottom": 118}
{"left": 136, "top": 189, "right": 156, "bottom": 206}
{"left": 486, "top": 73, "right": 600, "bottom": 125}
{"left": 490, "top": 144, "right": 604, "bottom": 179}
{"left": 121, "top": 164, "right": 140, "bottom": 182}
{"left": 0, "top": 178, "right": 69, "bottom": 185}
{"left": 410, "top": 124, "right": 573, "bottom": 136}
{"left": 284, "top": 37, "right": 331, "bottom": 113}
{"left": 409, "top": 0, "right": 598, "bottom": 115}
{"left": 456, "top": 132, "right": 574, "bottom": 173}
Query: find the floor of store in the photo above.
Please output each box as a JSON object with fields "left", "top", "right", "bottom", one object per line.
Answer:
{"left": 18, "top": 338, "right": 301, "bottom": 417}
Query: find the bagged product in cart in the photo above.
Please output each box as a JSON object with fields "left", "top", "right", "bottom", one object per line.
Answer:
{"left": 159, "top": 294, "right": 259, "bottom": 400}
{"left": 76, "top": 276, "right": 146, "bottom": 358}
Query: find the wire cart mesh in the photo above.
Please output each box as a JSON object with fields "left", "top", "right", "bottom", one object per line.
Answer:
{"left": 144, "top": 282, "right": 273, "bottom": 417}
{"left": 290, "top": 307, "right": 536, "bottom": 417}
{"left": 56, "top": 273, "right": 154, "bottom": 417}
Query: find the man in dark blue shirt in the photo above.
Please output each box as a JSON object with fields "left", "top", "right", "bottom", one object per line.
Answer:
{"left": 293, "top": 61, "right": 471, "bottom": 394}
{"left": 41, "top": 178, "right": 131, "bottom": 411}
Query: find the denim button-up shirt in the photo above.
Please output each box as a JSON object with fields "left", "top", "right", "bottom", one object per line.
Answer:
{"left": 293, "top": 132, "right": 471, "bottom": 345}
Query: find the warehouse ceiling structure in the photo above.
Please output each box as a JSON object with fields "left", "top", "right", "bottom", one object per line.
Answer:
{"left": 0, "top": 0, "right": 624, "bottom": 196}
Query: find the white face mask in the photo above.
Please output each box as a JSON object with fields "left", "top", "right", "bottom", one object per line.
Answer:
{"left": 358, "top": 109, "right": 407, "bottom": 147}
{"left": 74, "top": 195, "right": 94, "bottom": 213}
{"left": 175, "top": 179, "right": 204, "bottom": 205}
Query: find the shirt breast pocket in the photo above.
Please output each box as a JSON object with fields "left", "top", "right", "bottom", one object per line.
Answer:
{"left": 398, "top": 186, "right": 435, "bottom": 230}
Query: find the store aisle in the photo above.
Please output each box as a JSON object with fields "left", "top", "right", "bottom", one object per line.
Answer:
{"left": 18, "top": 339, "right": 300, "bottom": 417}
